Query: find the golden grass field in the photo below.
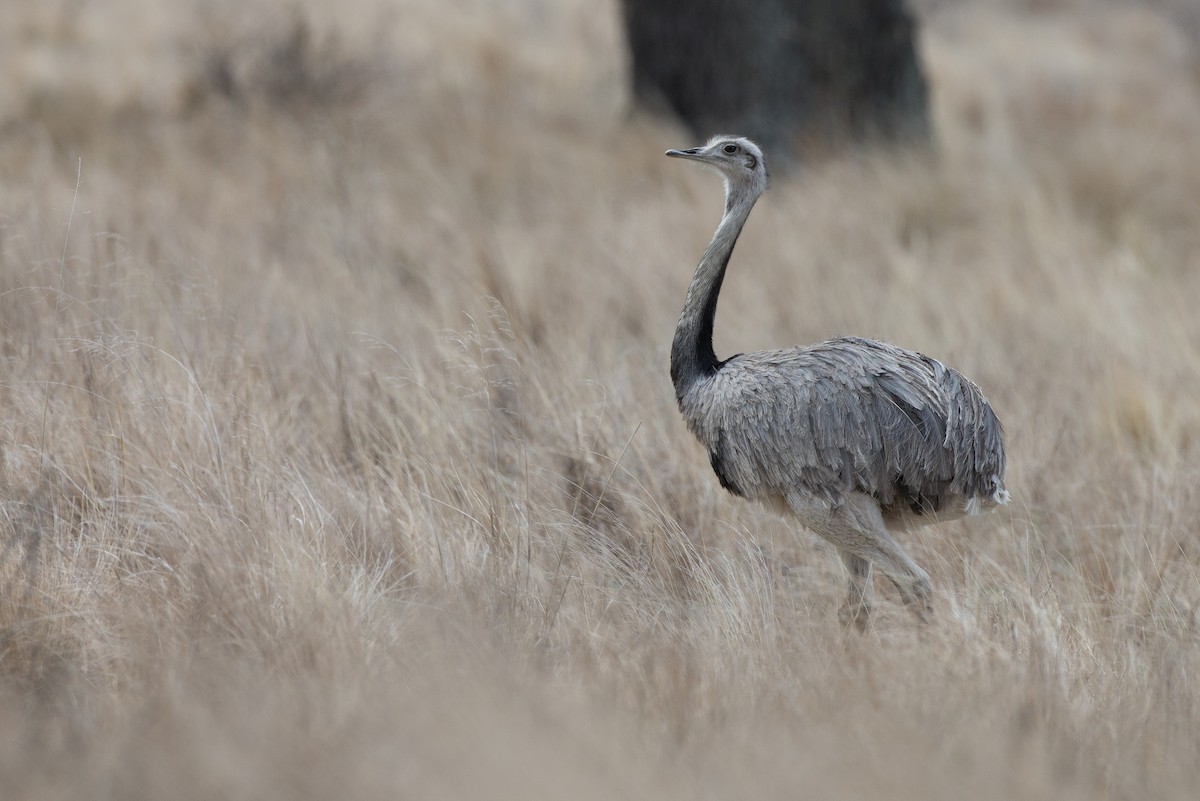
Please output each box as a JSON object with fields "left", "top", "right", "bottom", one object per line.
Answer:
{"left": 2, "top": 0, "right": 1200, "bottom": 797}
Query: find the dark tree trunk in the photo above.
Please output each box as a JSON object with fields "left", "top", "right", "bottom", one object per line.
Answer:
{"left": 622, "top": 0, "right": 930, "bottom": 159}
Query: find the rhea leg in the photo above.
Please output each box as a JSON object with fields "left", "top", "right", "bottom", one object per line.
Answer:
{"left": 788, "top": 491, "right": 933, "bottom": 624}
{"left": 837, "top": 550, "right": 872, "bottom": 631}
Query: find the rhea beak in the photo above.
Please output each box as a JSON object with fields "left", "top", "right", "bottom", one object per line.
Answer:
{"left": 665, "top": 146, "right": 704, "bottom": 160}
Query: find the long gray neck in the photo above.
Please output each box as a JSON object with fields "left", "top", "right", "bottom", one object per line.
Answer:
{"left": 670, "top": 180, "right": 761, "bottom": 401}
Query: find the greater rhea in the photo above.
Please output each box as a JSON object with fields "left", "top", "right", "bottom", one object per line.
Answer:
{"left": 666, "top": 135, "right": 1008, "bottom": 629}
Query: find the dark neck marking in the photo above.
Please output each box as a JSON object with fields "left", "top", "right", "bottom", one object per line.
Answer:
{"left": 670, "top": 182, "right": 759, "bottom": 401}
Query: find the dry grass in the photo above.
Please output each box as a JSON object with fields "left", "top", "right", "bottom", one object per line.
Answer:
{"left": 2, "top": 0, "right": 1199, "bottom": 798}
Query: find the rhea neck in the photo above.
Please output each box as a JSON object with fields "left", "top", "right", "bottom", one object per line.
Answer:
{"left": 670, "top": 176, "right": 763, "bottom": 401}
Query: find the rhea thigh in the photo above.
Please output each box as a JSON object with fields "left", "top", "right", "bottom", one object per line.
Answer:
{"left": 785, "top": 490, "right": 930, "bottom": 594}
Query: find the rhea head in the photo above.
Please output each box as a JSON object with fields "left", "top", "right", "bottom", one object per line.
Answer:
{"left": 666, "top": 135, "right": 768, "bottom": 203}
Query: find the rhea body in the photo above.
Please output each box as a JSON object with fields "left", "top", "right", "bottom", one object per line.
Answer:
{"left": 667, "top": 136, "right": 1007, "bottom": 628}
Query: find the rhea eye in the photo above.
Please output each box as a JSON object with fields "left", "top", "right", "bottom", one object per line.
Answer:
{"left": 723, "top": 144, "right": 738, "bottom": 154}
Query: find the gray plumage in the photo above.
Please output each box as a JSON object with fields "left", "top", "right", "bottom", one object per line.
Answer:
{"left": 666, "top": 136, "right": 1008, "bottom": 628}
